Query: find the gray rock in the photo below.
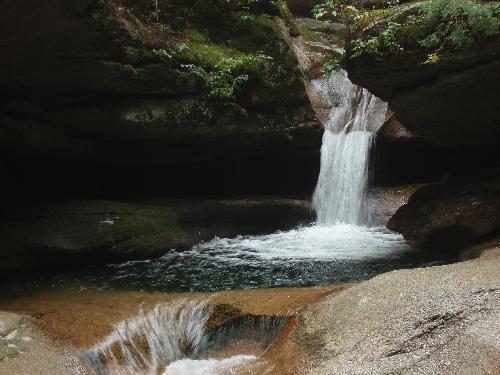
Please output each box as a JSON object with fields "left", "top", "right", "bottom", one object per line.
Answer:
{"left": 345, "top": 21, "right": 500, "bottom": 146}
{"left": 294, "top": 246, "right": 500, "bottom": 375}
{"left": 0, "top": 312, "right": 24, "bottom": 337}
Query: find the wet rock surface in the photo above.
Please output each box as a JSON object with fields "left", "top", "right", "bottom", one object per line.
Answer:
{"left": 0, "top": 197, "right": 313, "bottom": 276}
{"left": 387, "top": 172, "right": 500, "bottom": 251}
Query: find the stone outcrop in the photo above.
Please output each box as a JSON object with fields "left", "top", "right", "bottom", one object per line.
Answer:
{"left": 287, "top": 245, "right": 500, "bottom": 375}
{"left": 0, "top": 311, "right": 88, "bottom": 374}
{"left": 345, "top": 27, "right": 500, "bottom": 146}
{"left": 387, "top": 171, "right": 500, "bottom": 251}
{"left": 343, "top": 6, "right": 500, "bottom": 247}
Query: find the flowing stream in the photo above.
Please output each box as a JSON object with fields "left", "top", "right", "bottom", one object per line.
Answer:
{"left": 71, "top": 71, "right": 455, "bottom": 374}
{"left": 80, "top": 300, "right": 286, "bottom": 375}
{"left": 33, "top": 71, "right": 451, "bottom": 293}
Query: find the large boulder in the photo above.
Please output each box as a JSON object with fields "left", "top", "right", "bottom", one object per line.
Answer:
{"left": 387, "top": 171, "right": 500, "bottom": 251}
{"left": 290, "top": 246, "right": 500, "bottom": 375}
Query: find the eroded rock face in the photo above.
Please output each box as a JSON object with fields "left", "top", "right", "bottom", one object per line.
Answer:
{"left": 387, "top": 172, "right": 500, "bottom": 251}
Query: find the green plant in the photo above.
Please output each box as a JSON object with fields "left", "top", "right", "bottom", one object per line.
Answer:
{"left": 416, "top": 0, "right": 500, "bottom": 51}
{"left": 423, "top": 52, "right": 441, "bottom": 64}
{"left": 142, "top": 48, "right": 174, "bottom": 62}
{"left": 323, "top": 54, "right": 343, "bottom": 76}
{"left": 380, "top": 21, "right": 404, "bottom": 53}
{"left": 183, "top": 52, "right": 272, "bottom": 99}
{"left": 348, "top": 0, "right": 499, "bottom": 62}
{"left": 350, "top": 21, "right": 403, "bottom": 58}
{"left": 240, "top": 14, "right": 257, "bottom": 22}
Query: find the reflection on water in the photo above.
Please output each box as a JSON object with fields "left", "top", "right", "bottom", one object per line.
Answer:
{"left": 20, "top": 224, "right": 455, "bottom": 293}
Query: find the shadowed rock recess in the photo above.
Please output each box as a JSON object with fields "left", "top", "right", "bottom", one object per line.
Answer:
{"left": 0, "top": 0, "right": 322, "bottom": 200}
{"left": 0, "top": 0, "right": 323, "bottom": 274}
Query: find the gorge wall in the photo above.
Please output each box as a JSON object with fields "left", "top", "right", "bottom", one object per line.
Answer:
{"left": 0, "top": 0, "right": 322, "bottom": 201}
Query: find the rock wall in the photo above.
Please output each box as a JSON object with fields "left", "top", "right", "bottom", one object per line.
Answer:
{"left": 343, "top": 6, "right": 500, "bottom": 250}
{"left": 0, "top": 0, "right": 322, "bottom": 200}
{"left": 345, "top": 33, "right": 500, "bottom": 147}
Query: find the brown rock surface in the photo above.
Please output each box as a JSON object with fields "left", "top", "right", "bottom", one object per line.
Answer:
{"left": 387, "top": 173, "right": 500, "bottom": 250}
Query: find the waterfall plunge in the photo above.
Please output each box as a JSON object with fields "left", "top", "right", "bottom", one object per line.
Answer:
{"left": 312, "top": 71, "right": 387, "bottom": 226}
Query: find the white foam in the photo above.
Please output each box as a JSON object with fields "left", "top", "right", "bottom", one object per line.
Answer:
{"left": 191, "top": 225, "right": 410, "bottom": 262}
{"left": 163, "top": 355, "right": 256, "bottom": 375}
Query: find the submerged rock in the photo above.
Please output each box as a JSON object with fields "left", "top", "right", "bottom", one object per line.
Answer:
{"left": 0, "top": 198, "right": 313, "bottom": 276}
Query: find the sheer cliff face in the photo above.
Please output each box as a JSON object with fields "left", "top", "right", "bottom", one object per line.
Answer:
{"left": 0, "top": 0, "right": 322, "bottom": 199}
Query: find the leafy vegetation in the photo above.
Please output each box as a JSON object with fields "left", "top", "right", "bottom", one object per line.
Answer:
{"left": 351, "top": 21, "right": 403, "bottom": 58}
{"left": 183, "top": 53, "right": 273, "bottom": 99}
{"left": 116, "top": 0, "right": 302, "bottom": 101}
{"left": 415, "top": 0, "right": 500, "bottom": 51}
{"left": 346, "top": 0, "right": 500, "bottom": 61}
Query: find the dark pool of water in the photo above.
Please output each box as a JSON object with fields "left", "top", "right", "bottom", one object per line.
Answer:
{"left": 5, "top": 225, "right": 456, "bottom": 293}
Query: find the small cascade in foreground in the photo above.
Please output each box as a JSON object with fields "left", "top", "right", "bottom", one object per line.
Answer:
{"left": 312, "top": 71, "right": 387, "bottom": 226}
{"left": 80, "top": 300, "right": 213, "bottom": 375}
{"left": 80, "top": 299, "right": 287, "bottom": 375}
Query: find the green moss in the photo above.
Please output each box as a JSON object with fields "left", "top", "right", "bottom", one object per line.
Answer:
{"left": 186, "top": 28, "right": 210, "bottom": 42}
{"left": 110, "top": 207, "right": 186, "bottom": 251}
{"left": 273, "top": 0, "right": 301, "bottom": 36}
{"left": 228, "top": 14, "right": 281, "bottom": 52}
{"left": 179, "top": 42, "right": 242, "bottom": 67}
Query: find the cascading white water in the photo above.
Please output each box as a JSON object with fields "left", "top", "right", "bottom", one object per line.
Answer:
{"left": 79, "top": 299, "right": 286, "bottom": 375}
{"left": 80, "top": 300, "right": 216, "bottom": 375}
{"left": 312, "top": 71, "right": 387, "bottom": 226}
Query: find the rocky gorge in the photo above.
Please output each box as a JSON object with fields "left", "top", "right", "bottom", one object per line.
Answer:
{"left": 0, "top": 0, "right": 499, "bottom": 374}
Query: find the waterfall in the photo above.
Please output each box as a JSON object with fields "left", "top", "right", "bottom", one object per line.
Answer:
{"left": 80, "top": 300, "right": 213, "bottom": 375}
{"left": 312, "top": 71, "right": 387, "bottom": 226}
{"left": 80, "top": 299, "right": 286, "bottom": 375}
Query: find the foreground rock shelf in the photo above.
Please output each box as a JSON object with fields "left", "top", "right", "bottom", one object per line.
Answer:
{"left": 289, "top": 244, "right": 500, "bottom": 375}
